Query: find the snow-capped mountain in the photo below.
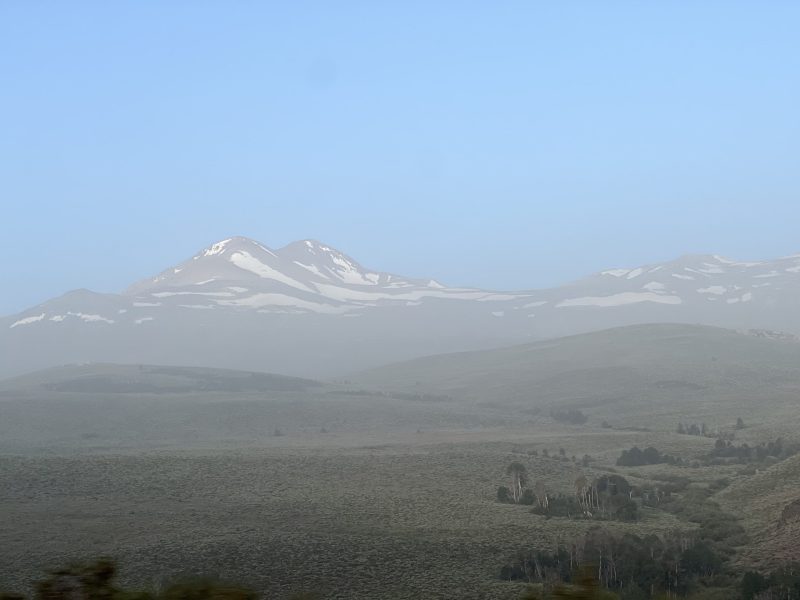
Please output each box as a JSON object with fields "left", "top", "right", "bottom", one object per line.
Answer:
{"left": 3, "top": 237, "right": 800, "bottom": 378}
{"left": 121, "top": 236, "right": 514, "bottom": 314}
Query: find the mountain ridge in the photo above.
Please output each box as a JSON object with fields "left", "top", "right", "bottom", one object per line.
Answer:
{"left": 3, "top": 236, "right": 800, "bottom": 379}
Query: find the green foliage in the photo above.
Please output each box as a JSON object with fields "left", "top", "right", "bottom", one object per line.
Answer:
{"left": 612, "top": 498, "right": 639, "bottom": 521}
{"left": 740, "top": 564, "right": 800, "bottom": 600}
{"left": 531, "top": 493, "right": 582, "bottom": 517}
{"left": 506, "top": 461, "right": 529, "bottom": 484}
{"left": 616, "top": 446, "right": 679, "bottom": 467}
{"left": 680, "top": 542, "right": 723, "bottom": 577}
{"left": 531, "top": 475, "right": 638, "bottom": 522}
{"left": 677, "top": 422, "right": 711, "bottom": 437}
{"left": 551, "top": 409, "right": 588, "bottom": 425}
{"left": 658, "top": 488, "right": 748, "bottom": 548}
{"left": 740, "top": 571, "right": 767, "bottom": 600}
{"left": 501, "top": 529, "right": 725, "bottom": 597}
{"left": 497, "top": 485, "right": 512, "bottom": 503}
{"left": 706, "top": 437, "right": 800, "bottom": 465}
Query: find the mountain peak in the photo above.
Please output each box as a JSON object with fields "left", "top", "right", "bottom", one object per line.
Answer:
{"left": 279, "top": 238, "right": 346, "bottom": 255}
{"left": 197, "top": 236, "right": 274, "bottom": 259}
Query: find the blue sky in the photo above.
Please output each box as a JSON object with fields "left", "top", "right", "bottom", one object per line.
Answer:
{"left": 1, "top": 2, "right": 799, "bottom": 315}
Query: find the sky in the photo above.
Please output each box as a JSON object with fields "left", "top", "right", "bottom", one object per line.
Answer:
{"left": 1, "top": 1, "right": 799, "bottom": 315}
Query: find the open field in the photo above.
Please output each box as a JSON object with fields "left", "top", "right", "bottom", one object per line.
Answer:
{"left": 0, "top": 432, "right": 694, "bottom": 599}
{"left": 2, "top": 326, "right": 800, "bottom": 598}
{"left": 2, "top": 407, "right": 798, "bottom": 598}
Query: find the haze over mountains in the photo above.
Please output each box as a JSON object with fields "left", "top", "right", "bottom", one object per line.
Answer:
{"left": 3, "top": 236, "right": 800, "bottom": 379}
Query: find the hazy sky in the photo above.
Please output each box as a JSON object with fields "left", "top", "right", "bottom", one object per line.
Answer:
{"left": 2, "top": 2, "right": 799, "bottom": 315}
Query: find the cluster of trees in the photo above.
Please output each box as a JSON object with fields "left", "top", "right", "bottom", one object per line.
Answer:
{"left": 676, "top": 421, "right": 709, "bottom": 436}
{"left": 557, "top": 474, "right": 638, "bottom": 521}
{"left": 616, "top": 446, "right": 679, "bottom": 467}
{"left": 677, "top": 419, "right": 745, "bottom": 438}
{"left": 522, "top": 448, "right": 592, "bottom": 466}
{"left": 550, "top": 409, "right": 588, "bottom": 425}
{"left": 658, "top": 486, "right": 748, "bottom": 547}
{"left": 617, "top": 437, "right": 797, "bottom": 469}
{"left": 500, "top": 528, "right": 725, "bottom": 598}
{"left": 742, "top": 565, "right": 800, "bottom": 600}
{"left": 707, "top": 437, "right": 800, "bottom": 464}
{"left": 497, "top": 465, "right": 638, "bottom": 522}
{"left": 497, "top": 462, "right": 550, "bottom": 509}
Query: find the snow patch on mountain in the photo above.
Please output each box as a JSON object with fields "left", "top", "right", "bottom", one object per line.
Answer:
{"left": 151, "top": 291, "right": 234, "bottom": 298}
{"left": 229, "top": 251, "right": 313, "bottom": 292}
{"left": 218, "top": 293, "right": 350, "bottom": 314}
{"left": 293, "top": 261, "right": 328, "bottom": 278}
{"left": 557, "top": 292, "right": 683, "bottom": 308}
{"left": 698, "top": 286, "right": 727, "bottom": 295}
{"left": 523, "top": 301, "right": 548, "bottom": 308}
{"left": 602, "top": 269, "right": 631, "bottom": 278}
{"left": 202, "top": 238, "right": 232, "bottom": 257}
{"left": 11, "top": 313, "right": 45, "bottom": 328}
{"left": 68, "top": 312, "right": 114, "bottom": 324}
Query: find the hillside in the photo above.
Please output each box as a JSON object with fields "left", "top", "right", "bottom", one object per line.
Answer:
{"left": 716, "top": 454, "right": 800, "bottom": 569}
{"left": 354, "top": 324, "right": 800, "bottom": 430}
{"left": 0, "top": 363, "right": 321, "bottom": 395}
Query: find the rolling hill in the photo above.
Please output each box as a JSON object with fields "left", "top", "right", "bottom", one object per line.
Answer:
{"left": 353, "top": 324, "right": 800, "bottom": 429}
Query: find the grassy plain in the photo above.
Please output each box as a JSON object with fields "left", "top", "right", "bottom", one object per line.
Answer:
{"left": 2, "top": 326, "right": 800, "bottom": 598}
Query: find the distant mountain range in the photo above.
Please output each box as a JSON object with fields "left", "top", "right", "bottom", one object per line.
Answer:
{"left": 3, "top": 236, "right": 800, "bottom": 378}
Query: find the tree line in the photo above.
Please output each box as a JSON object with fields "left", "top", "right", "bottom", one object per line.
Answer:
{"left": 497, "top": 463, "right": 638, "bottom": 522}
{"left": 501, "top": 527, "right": 725, "bottom": 598}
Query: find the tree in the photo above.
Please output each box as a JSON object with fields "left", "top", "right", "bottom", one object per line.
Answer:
{"left": 497, "top": 486, "right": 512, "bottom": 503}
{"left": 534, "top": 480, "right": 549, "bottom": 510}
{"left": 642, "top": 447, "right": 661, "bottom": 465}
{"left": 574, "top": 475, "right": 593, "bottom": 514}
{"left": 506, "top": 462, "right": 529, "bottom": 503}
{"left": 741, "top": 571, "right": 767, "bottom": 600}
{"left": 736, "top": 417, "right": 746, "bottom": 430}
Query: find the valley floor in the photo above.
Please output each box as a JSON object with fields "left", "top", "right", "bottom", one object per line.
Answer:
{"left": 2, "top": 418, "right": 797, "bottom": 599}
